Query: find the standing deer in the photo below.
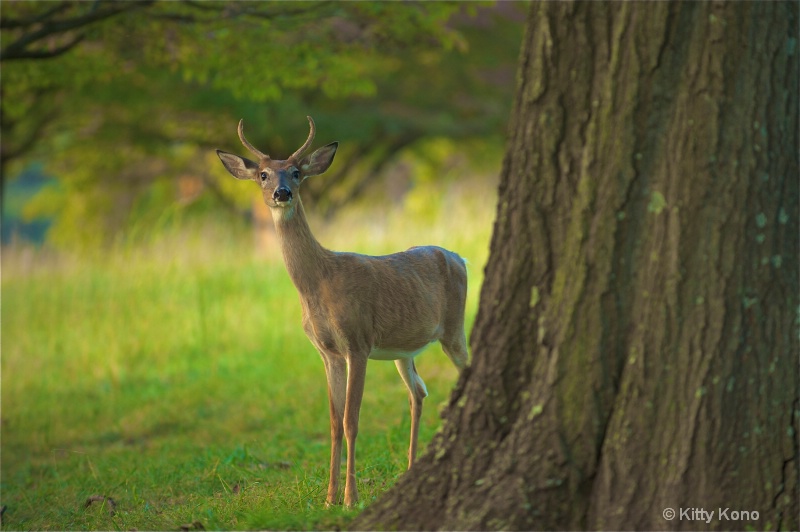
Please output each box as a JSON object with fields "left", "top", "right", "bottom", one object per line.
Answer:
{"left": 216, "top": 116, "right": 469, "bottom": 507}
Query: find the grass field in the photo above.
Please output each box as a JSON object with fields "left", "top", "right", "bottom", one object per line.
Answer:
{"left": 1, "top": 181, "right": 495, "bottom": 530}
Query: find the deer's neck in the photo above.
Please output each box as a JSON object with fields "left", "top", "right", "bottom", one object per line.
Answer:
{"left": 271, "top": 200, "right": 330, "bottom": 295}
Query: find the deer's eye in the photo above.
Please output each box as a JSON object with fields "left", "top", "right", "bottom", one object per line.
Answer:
{"left": 260, "top": 171, "right": 267, "bottom": 180}
{"left": 291, "top": 169, "right": 300, "bottom": 180}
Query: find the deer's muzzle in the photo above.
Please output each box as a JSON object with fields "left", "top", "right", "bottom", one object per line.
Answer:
{"left": 273, "top": 186, "right": 293, "bottom": 204}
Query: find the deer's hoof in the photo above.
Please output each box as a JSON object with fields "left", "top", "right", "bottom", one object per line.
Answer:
{"left": 343, "top": 494, "right": 359, "bottom": 509}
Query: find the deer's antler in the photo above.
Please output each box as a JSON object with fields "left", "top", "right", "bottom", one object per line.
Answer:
{"left": 238, "top": 119, "right": 269, "bottom": 160}
{"left": 289, "top": 116, "right": 316, "bottom": 161}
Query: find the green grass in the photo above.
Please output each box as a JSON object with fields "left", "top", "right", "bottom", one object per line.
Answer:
{"left": 1, "top": 182, "right": 494, "bottom": 530}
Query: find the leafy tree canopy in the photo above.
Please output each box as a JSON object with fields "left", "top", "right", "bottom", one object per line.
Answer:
{"left": 1, "top": 1, "right": 524, "bottom": 249}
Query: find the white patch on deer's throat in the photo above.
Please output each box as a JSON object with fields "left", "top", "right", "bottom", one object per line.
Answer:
{"left": 271, "top": 203, "right": 296, "bottom": 222}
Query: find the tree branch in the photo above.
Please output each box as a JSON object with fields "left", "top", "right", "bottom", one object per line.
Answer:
{"left": 1, "top": 1, "right": 154, "bottom": 61}
{"left": 0, "top": 87, "right": 59, "bottom": 164}
{"left": 320, "top": 134, "right": 419, "bottom": 219}
{"left": 304, "top": 137, "right": 380, "bottom": 205}
{"left": 146, "top": 0, "right": 335, "bottom": 25}
{"left": 2, "top": 34, "right": 86, "bottom": 61}
{"left": 231, "top": 1, "right": 335, "bottom": 21}
{"left": 0, "top": 3, "right": 71, "bottom": 29}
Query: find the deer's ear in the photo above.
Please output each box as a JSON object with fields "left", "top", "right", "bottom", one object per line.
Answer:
{"left": 217, "top": 150, "right": 259, "bottom": 180}
{"left": 299, "top": 142, "right": 338, "bottom": 178}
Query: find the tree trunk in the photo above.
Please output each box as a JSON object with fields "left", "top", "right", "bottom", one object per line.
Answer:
{"left": 354, "top": 2, "right": 798, "bottom": 530}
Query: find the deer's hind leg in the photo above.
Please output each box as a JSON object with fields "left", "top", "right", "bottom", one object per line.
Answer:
{"left": 394, "top": 358, "right": 428, "bottom": 468}
{"left": 440, "top": 268, "right": 469, "bottom": 371}
{"left": 440, "top": 327, "right": 469, "bottom": 371}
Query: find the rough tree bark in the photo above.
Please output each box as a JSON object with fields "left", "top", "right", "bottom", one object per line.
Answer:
{"left": 354, "top": 2, "right": 798, "bottom": 530}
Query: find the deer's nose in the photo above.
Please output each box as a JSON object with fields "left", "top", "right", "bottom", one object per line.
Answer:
{"left": 273, "top": 186, "right": 292, "bottom": 203}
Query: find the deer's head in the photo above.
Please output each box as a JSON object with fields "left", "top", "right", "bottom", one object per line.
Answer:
{"left": 216, "top": 116, "right": 338, "bottom": 210}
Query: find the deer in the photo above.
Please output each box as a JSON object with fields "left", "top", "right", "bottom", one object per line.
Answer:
{"left": 216, "top": 116, "right": 469, "bottom": 507}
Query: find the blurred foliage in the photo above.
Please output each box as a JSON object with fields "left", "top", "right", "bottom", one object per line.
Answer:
{"left": 1, "top": 0, "right": 525, "bottom": 250}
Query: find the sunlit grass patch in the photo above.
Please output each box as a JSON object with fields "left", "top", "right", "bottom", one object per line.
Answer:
{"left": 1, "top": 180, "right": 495, "bottom": 530}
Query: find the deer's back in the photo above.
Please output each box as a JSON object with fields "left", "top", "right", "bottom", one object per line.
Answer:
{"left": 300, "top": 245, "right": 466, "bottom": 356}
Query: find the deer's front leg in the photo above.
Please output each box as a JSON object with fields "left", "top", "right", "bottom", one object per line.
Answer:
{"left": 343, "top": 355, "right": 367, "bottom": 507}
{"left": 322, "top": 355, "right": 346, "bottom": 507}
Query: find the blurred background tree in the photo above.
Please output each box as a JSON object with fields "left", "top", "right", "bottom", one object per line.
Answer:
{"left": 1, "top": 0, "right": 524, "bottom": 250}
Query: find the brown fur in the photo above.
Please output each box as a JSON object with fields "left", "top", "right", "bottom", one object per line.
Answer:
{"left": 217, "top": 117, "right": 469, "bottom": 506}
